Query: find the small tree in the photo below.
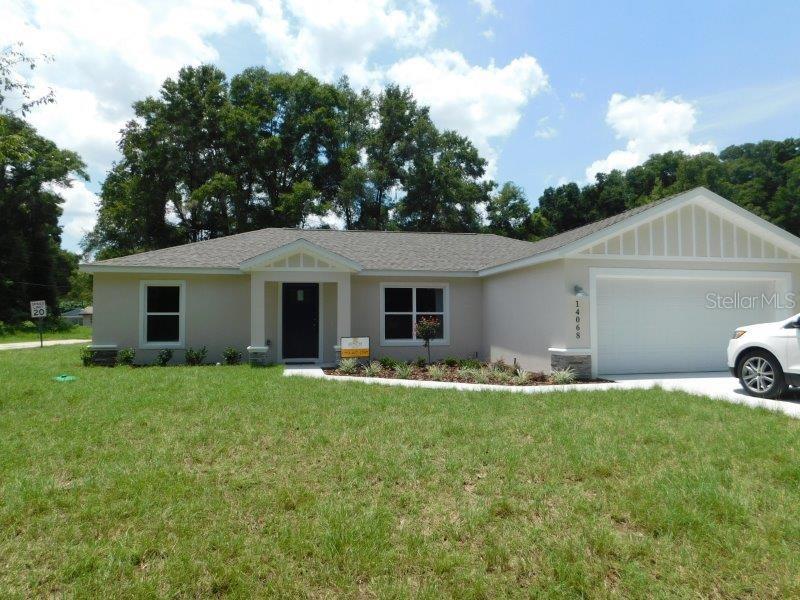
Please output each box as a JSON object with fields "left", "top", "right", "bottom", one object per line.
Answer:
{"left": 415, "top": 316, "right": 440, "bottom": 364}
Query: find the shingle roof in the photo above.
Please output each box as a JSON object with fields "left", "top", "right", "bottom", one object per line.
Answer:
{"left": 86, "top": 190, "right": 688, "bottom": 273}
{"left": 519, "top": 194, "right": 678, "bottom": 257}
{"left": 90, "top": 228, "right": 544, "bottom": 271}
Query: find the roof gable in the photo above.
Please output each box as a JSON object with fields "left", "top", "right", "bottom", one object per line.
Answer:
{"left": 239, "top": 239, "right": 363, "bottom": 272}
{"left": 479, "top": 187, "right": 800, "bottom": 275}
{"left": 569, "top": 188, "right": 800, "bottom": 260}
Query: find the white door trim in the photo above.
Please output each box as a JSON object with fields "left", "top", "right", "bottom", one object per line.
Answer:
{"left": 589, "top": 267, "right": 793, "bottom": 377}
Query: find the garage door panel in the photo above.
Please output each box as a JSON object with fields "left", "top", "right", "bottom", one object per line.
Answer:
{"left": 596, "top": 275, "right": 781, "bottom": 375}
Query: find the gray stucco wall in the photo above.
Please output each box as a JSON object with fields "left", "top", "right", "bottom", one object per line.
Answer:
{"left": 349, "top": 275, "right": 484, "bottom": 363}
{"left": 92, "top": 273, "right": 250, "bottom": 364}
{"left": 482, "top": 260, "right": 567, "bottom": 372}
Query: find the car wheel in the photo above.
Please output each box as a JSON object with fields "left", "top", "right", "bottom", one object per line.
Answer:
{"left": 738, "top": 351, "right": 787, "bottom": 399}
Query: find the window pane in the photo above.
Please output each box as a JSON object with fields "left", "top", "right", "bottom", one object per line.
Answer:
{"left": 385, "top": 314, "right": 413, "bottom": 339}
{"left": 416, "top": 288, "right": 443, "bottom": 312}
{"left": 147, "top": 286, "right": 180, "bottom": 313}
{"left": 384, "top": 287, "right": 412, "bottom": 312}
{"left": 416, "top": 314, "right": 444, "bottom": 338}
{"left": 147, "top": 314, "right": 179, "bottom": 342}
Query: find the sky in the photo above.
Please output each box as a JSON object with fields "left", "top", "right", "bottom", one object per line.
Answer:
{"left": 4, "top": 0, "right": 800, "bottom": 252}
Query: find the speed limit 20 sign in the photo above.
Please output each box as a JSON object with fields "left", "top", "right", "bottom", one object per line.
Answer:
{"left": 30, "top": 300, "right": 47, "bottom": 319}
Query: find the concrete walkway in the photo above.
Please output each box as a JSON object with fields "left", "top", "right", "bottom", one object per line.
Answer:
{"left": 284, "top": 367, "right": 800, "bottom": 419}
{"left": 0, "top": 339, "right": 90, "bottom": 351}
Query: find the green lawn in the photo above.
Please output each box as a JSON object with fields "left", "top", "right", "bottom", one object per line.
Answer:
{"left": 2, "top": 347, "right": 800, "bottom": 597}
{"left": 0, "top": 323, "right": 91, "bottom": 344}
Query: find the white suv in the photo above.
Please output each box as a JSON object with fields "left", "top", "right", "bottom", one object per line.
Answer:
{"left": 728, "top": 314, "right": 800, "bottom": 398}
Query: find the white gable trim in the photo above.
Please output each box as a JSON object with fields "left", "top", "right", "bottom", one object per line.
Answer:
{"left": 239, "top": 238, "right": 363, "bottom": 272}
{"left": 567, "top": 188, "right": 800, "bottom": 260}
{"left": 480, "top": 187, "right": 800, "bottom": 276}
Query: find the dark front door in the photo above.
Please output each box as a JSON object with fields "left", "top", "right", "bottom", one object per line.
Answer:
{"left": 282, "top": 283, "right": 319, "bottom": 360}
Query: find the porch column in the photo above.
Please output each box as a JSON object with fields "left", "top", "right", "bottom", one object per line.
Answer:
{"left": 336, "top": 273, "right": 351, "bottom": 343}
{"left": 250, "top": 272, "right": 266, "bottom": 347}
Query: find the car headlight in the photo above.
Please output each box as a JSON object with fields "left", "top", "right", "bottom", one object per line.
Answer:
{"left": 732, "top": 330, "right": 747, "bottom": 339}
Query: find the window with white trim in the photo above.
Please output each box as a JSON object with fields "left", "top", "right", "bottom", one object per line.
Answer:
{"left": 140, "top": 281, "right": 185, "bottom": 346}
{"left": 382, "top": 284, "right": 447, "bottom": 343}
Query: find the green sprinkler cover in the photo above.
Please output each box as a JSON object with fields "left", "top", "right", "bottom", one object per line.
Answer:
{"left": 53, "top": 374, "right": 77, "bottom": 382}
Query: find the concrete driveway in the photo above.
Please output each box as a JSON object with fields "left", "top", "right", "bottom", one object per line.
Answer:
{"left": 607, "top": 372, "right": 800, "bottom": 419}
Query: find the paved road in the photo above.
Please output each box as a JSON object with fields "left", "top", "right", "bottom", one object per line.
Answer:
{"left": 0, "top": 339, "right": 90, "bottom": 351}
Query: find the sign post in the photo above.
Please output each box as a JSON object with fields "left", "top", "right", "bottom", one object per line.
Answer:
{"left": 30, "top": 300, "right": 47, "bottom": 348}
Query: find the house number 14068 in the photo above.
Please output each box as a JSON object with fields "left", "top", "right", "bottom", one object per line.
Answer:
{"left": 575, "top": 300, "right": 581, "bottom": 339}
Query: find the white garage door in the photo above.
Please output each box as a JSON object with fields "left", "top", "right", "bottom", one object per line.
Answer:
{"left": 596, "top": 273, "right": 786, "bottom": 375}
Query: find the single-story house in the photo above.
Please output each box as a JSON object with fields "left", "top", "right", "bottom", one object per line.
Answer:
{"left": 61, "top": 307, "right": 84, "bottom": 325}
{"left": 80, "top": 187, "right": 800, "bottom": 377}
{"left": 60, "top": 306, "right": 92, "bottom": 326}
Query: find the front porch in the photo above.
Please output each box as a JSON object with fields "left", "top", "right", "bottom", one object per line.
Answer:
{"left": 246, "top": 241, "right": 355, "bottom": 366}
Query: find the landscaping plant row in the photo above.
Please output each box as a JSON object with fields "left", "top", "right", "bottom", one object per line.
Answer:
{"left": 328, "top": 356, "right": 580, "bottom": 386}
{"left": 80, "top": 346, "right": 244, "bottom": 367}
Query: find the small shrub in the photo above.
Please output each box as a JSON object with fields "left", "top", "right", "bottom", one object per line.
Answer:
{"left": 0, "top": 321, "right": 9, "bottom": 336}
{"left": 414, "top": 355, "right": 427, "bottom": 368}
{"left": 427, "top": 364, "right": 446, "bottom": 380}
{"left": 185, "top": 346, "right": 207, "bottom": 366}
{"left": 79, "top": 346, "right": 95, "bottom": 366}
{"left": 457, "top": 367, "right": 478, "bottom": 381}
{"left": 472, "top": 368, "right": 492, "bottom": 385}
{"left": 444, "top": 356, "right": 459, "bottom": 368}
{"left": 118, "top": 347, "right": 136, "bottom": 366}
{"left": 222, "top": 346, "right": 242, "bottom": 365}
{"left": 550, "top": 367, "right": 576, "bottom": 385}
{"left": 491, "top": 359, "right": 513, "bottom": 374}
{"left": 492, "top": 370, "right": 513, "bottom": 384}
{"left": 155, "top": 348, "right": 173, "bottom": 367}
{"left": 393, "top": 362, "right": 412, "bottom": 379}
{"left": 379, "top": 356, "right": 397, "bottom": 369}
{"left": 511, "top": 369, "right": 531, "bottom": 386}
{"left": 51, "top": 317, "right": 73, "bottom": 332}
{"left": 363, "top": 361, "right": 382, "bottom": 377}
{"left": 338, "top": 358, "right": 359, "bottom": 374}
{"left": 459, "top": 358, "right": 482, "bottom": 370}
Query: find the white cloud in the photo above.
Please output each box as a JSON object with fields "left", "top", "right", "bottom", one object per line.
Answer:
{"left": 387, "top": 51, "right": 548, "bottom": 176}
{"left": 2, "top": 0, "right": 258, "bottom": 249}
{"left": 534, "top": 116, "right": 557, "bottom": 139}
{"left": 471, "top": 0, "right": 500, "bottom": 17}
{"left": 304, "top": 210, "right": 345, "bottom": 229}
{"left": 569, "top": 91, "right": 585, "bottom": 101}
{"left": 255, "top": 0, "right": 439, "bottom": 88}
{"left": 586, "top": 92, "right": 715, "bottom": 180}
{"left": 481, "top": 28, "right": 495, "bottom": 40}
{"left": 49, "top": 181, "right": 101, "bottom": 249}
{"left": 27, "top": 80, "right": 125, "bottom": 174}
{"left": 5, "top": 0, "right": 547, "bottom": 249}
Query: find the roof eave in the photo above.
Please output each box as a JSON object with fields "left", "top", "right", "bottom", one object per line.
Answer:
{"left": 79, "top": 264, "right": 242, "bottom": 275}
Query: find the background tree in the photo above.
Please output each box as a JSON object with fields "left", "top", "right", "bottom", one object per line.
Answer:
{"left": 487, "top": 182, "right": 532, "bottom": 239}
{"left": 396, "top": 129, "right": 492, "bottom": 232}
{"left": 528, "top": 140, "right": 800, "bottom": 238}
{"left": 0, "top": 45, "right": 87, "bottom": 323}
{"left": 82, "top": 62, "right": 800, "bottom": 262}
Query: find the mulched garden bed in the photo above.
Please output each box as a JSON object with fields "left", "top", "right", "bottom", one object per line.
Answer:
{"left": 323, "top": 363, "right": 611, "bottom": 386}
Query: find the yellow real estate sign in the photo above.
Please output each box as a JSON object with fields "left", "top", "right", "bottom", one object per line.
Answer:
{"left": 340, "top": 337, "right": 369, "bottom": 358}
